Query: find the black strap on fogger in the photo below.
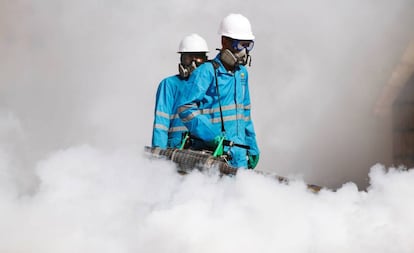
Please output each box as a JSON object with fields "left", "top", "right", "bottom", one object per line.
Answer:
{"left": 211, "top": 61, "right": 226, "bottom": 134}
{"left": 189, "top": 133, "right": 250, "bottom": 150}
{"left": 222, "top": 140, "right": 250, "bottom": 150}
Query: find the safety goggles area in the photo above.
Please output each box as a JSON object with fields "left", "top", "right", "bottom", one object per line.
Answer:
{"left": 180, "top": 53, "right": 208, "bottom": 66}
{"left": 231, "top": 39, "right": 254, "bottom": 52}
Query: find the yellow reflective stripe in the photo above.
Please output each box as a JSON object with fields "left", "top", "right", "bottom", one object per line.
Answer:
{"left": 154, "top": 123, "right": 168, "bottom": 131}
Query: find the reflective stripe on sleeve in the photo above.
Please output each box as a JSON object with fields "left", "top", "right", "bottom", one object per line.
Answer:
{"left": 156, "top": 111, "right": 181, "bottom": 120}
{"left": 156, "top": 111, "right": 171, "bottom": 120}
{"left": 154, "top": 123, "right": 169, "bottom": 131}
{"left": 169, "top": 126, "right": 188, "bottom": 133}
{"left": 177, "top": 103, "right": 196, "bottom": 114}
{"left": 181, "top": 110, "right": 200, "bottom": 123}
{"left": 178, "top": 103, "right": 201, "bottom": 123}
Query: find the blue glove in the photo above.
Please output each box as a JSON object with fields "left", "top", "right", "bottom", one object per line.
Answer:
{"left": 248, "top": 154, "right": 260, "bottom": 169}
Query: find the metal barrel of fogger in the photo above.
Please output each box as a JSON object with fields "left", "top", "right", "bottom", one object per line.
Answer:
{"left": 144, "top": 147, "right": 322, "bottom": 192}
{"left": 145, "top": 146, "right": 238, "bottom": 175}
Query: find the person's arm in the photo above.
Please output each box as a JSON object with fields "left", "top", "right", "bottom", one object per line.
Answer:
{"left": 152, "top": 78, "right": 174, "bottom": 148}
{"left": 243, "top": 71, "right": 260, "bottom": 156}
{"left": 177, "top": 64, "right": 220, "bottom": 142}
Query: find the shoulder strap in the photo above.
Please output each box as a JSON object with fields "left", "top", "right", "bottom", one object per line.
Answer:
{"left": 211, "top": 61, "right": 225, "bottom": 134}
{"left": 211, "top": 60, "right": 220, "bottom": 70}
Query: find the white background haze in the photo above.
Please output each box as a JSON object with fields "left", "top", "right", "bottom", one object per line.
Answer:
{"left": 1, "top": 0, "right": 414, "bottom": 252}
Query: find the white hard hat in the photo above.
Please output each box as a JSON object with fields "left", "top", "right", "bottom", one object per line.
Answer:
{"left": 218, "top": 13, "right": 255, "bottom": 40}
{"left": 177, "top": 33, "right": 209, "bottom": 53}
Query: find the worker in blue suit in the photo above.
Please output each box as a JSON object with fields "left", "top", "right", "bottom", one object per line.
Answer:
{"left": 177, "top": 14, "right": 260, "bottom": 169}
{"left": 152, "top": 34, "right": 209, "bottom": 148}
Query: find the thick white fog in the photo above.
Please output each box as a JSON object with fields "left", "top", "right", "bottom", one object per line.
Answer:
{"left": 1, "top": 0, "right": 414, "bottom": 252}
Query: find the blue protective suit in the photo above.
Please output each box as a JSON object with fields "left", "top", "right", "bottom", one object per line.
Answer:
{"left": 152, "top": 75, "right": 187, "bottom": 148}
{"left": 177, "top": 54, "right": 260, "bottom": 168}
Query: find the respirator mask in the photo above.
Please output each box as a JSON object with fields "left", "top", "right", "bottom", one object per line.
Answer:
{"left": 220, "top": 39, "right": 254, "bottom": 68}
{"left": 178, "top": 53, "right": 207, "bottom": 78}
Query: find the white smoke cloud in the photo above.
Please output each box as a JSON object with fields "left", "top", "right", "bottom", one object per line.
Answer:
{"left": 0, "top": 146, "right": 414, "bottom": 252}
{"left": 1, "top": 0, "right": 414, "bottom": 252}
